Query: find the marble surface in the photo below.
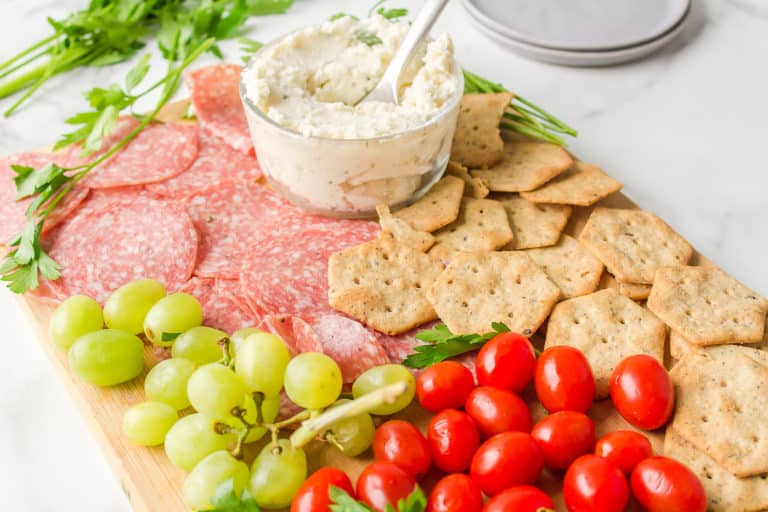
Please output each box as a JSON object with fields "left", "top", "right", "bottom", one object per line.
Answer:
{"left": 0, "top": 0, "right": 766, "bottom": 510}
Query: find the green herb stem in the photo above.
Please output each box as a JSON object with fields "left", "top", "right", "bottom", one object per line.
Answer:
{"left": 0, "top": 48, "right": 51, "bottom": 81}
{"left": 0, "top": 34, "right": 58, "bottom": 73}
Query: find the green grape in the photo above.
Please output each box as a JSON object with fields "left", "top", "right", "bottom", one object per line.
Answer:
{"left": 223, "top": 393, "right": 281, "bottom": 443}
{"left": 187, "top": 364, "right": 247, "bottom": 420}
{"left": 283, "top": 352, "right": 342, "bottom": 410}
{"left": 103, "top": 279, "right": 166, "bottom": 334}
{"left": 143, "top": 293, "right": 203, "bottom": 346}
{"left": 171, "top": 326, "right": 227, "bottom": 366}
{"left": 183, "top": 450, "right": 249, "bottom": 511}
{"left": 144, "top": 358, "right": 196, "bottom": 410}
{"left": 249, "top": 439, "right": 307, "bottom": 508}
{"left": 165, "top": 413, "right": 235, "bottom": 472}
{"left": 68, "top": 329, "right": 144, "bottom": 386}
{"left": 324, "top": 399, "right": 375, "bottom": 457}
{"left": 230, "top": 327, "right": 264, "bottom": 350}
{"left": 49, "top": 295, "right": 103, "bottom": 351}
{"left": 122, "top": 401, "right": 178, "bottom": 446}
{"left": 235, "top": 332, "right": 290, "bottom": 396}
{"left": 352, "top": 364, "right": 416, "bottom": 415}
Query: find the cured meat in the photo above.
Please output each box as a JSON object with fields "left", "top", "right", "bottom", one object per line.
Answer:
{"left": 186, "top": 64, "right": 252, "bottom": 153}
{"left": 260, "top": 314, "right": 325, "bottom": 354}
{"left": 213, "top": 278, "right": 255, "bottom": 320}
{"left": 178, "top": 278, "right": 257, "bottom": 334}
{"left": 146, "top": 131, "right": 262, "bottom": 198}
{"left": 62, "top": 116, "right": 142, "bottom": 167}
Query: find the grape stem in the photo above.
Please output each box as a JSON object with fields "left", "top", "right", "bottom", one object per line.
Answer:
{"left": 217, "top": 337, "right": 234, "bottom": 368}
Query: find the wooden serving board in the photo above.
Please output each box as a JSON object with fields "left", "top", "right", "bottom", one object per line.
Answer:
{"left": 16, "top": 101, "right": 711, "bottom": 511}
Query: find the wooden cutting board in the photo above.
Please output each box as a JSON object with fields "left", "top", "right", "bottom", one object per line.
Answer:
{"left": 15, "top": 101, "right": 710, "bottom": 511}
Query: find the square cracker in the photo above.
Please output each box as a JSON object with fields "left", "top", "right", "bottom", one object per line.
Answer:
{"left": 670, "top": 345, "right": 768, "bottom": 477}
{"left": 521, "top": 161, "right": 622, "bottom": 206}
{"left": 450, "top": 92, "right": 512, "bottom": 168}
{"left": 429, "top": 197, "right": 514, "bottom": 260}
{"left": 648, "top": 265, "right": 767, "bottom": 346}
{"left": 544, "top": 289, "right": 666, "bottom": 398}
{"left": 578, "top": 207, "right": 694, "bottom": 284}
{"left": 376, "top": 205, "right": 435, "bottom": 252}
{"left": 446, "top": 161, "right": 489, "bottom": 198}
{"left": 328, "top": 238, "right": 443, "bottom": 335}
{"left": 618, "top": 281, "right": 651, "bottom": 301}
{"left": 470, "top": 142, "right": 573, "bottom": 193}
{"left": 495, "top": 194, "right": 572, "bottom": 250}
{"left": 427, "top": 251, "right": 560, "bottom": 335}
{"left": 524, "top": 235, "right": 604, "bottom": 299}
{"left": 669, "top": 317, "right": 768, "bottom": 360}
{"left": 393, "top": 175, "right": 464, "bottom": 232}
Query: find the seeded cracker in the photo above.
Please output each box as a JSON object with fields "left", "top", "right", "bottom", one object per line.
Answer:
{"left": 376, "top": 205, "right": 435, "bottom": 252}
{"left": 618, "top": 281, "right": 652, "bottom": 301}
{"left": 328, "top": 238, "right": 443, "bottom": 335}
{"left": 525, "top": 235, "right": 604, "bottom": 299}
{"left": 429, "top": 197, "right": 514, "bottom": 260}
{"left": 450, "top": 92, "right": 513, "bottom": 168}
{"left": 670, "top": 317, "right": 768, "bottom": 360}
{"left": 446, "top": 160, "right": 489, "bottom": 198}
{"left": 427, "top": 251, "right": 560, "bottom": 335}
{"left": 495, "top": 194, "right": 572, "bottom": 250}
{"left": 648, "top": 266, "right": 768, "bottom": 346}
{"left": 578, "top": 208, "right": 693, "bottom": 284}
{"left": 393, "top": 175, "right": 464, "bottom": 232}
{"left": 545, "top": 289, "right": 666, "bottom": 398}
{"left": 470, "top": 142, "right": 573, "bottom": 193}
{"left": 521, "top": 161, "right": 622, "bottom": 206}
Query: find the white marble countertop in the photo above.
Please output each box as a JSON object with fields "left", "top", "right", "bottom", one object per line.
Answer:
{"left": 0, "top": 0, "right": 766, "bottom": 510}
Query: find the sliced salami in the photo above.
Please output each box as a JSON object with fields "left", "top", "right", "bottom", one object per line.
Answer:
{"left": 62, "top": 116, "right": 141, "bottom": 167}
{"left": 213, "top": 278, "right": 256, "bottom": 321}
{"left": 186, "top": 64, "right": 252, "bottom": 153}
{"left": 146, "top": 131, "right": 261, "bottom": 198}
{"left": 178, "top": 277, "right": 257, "bottom": 334}
{"left": 260, "top": 314, "right": 324, "bottom": 354}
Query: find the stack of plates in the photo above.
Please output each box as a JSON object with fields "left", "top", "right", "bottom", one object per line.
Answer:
{"left": 463, "top": 0, "right": 691, "bottom": 66}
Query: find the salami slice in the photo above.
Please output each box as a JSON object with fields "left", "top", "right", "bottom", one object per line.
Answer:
{"left": 213, "top": 278, "right": 256, "bottom": 320}
{"left": 62, "top": 116, "right": 141, "bottom": 167}
{"left": 178, "top": 278, "right": 257, "bottom": 334}
{"left": 186, "top": 64, "right": 252, "bottom": 153}
{"left": 260, "top": 314, "right": 324, "bottom": 354}
{"left": 146, "top": 131, "right": 261, "bottom": 198}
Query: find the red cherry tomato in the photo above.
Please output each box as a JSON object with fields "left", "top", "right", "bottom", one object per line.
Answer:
{"left": 470, "top": 432, "right": 544, "bottom": 496}
{"left": 563, "top": 455, "right": 629, "bottom": 512}
{"left": 291, "top": 467, "right": 354, "bottom": 512}
{"left": 356, "top": 462, "right": 416, "bottom": 512}
{"left": 373, "top": 420, "right": 431, "bottom": 477}
{"left": 610, "top": 354, "right": 674, "bottom": 430}
{"left": 482, "top": 486, "right": 554, "bottom": 512}
{"left": 416, "top": 361, "right": 475, "bottom": 413}
{"left": 465, "top": 386, "right": 532, "bottom": 437}
{"left": 535, "top": 346, "right": 595, "bottom": 413}
{"left": 631, "top": 456, "right": 707, "bottom": 512}
{"left": 595, "top": 430, "right": 653, "bottom": 475}
{"left": 531, "top": 411, "right": 595, "bottom": 470}
{"left": 426, "top": 474, "right": 483, "bottom": 512}
{"left": 427, "top": 409, "right": 479, "bottom": 473}
{"left": 476, "top": 332, "right": 536, "bottom": 393}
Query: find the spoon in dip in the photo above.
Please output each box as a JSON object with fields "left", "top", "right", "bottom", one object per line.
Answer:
{"left": 357, "top": 0, "right": 450, "bottom": 105}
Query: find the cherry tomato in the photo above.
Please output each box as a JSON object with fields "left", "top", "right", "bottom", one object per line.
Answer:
{"left": 470, "top": 432, "right": 544, "bottom": 496}
{"left": 465, "top": 386, "right": 532, "bottom": 437}
{"left": 535, "top": 346, "right": 595, "bottom": 413}
{"left": 416, "top": 361, "right": 475, "bottom": 412}
{"left": 356, "top": 461, "right": 416, "bottom": 512}
{"left": 426, "top": 474, "right": 483, "bottom": 512}
{"left": 563, "top": 455, "right": 629, "bottom": 512}
{"left": 476, "top": 332, "right": 536, "bottom": 393}
{"left": 595, "top": 430, "right": 653, "bottom": 475}
{"left": 291, "top": 467, "right": 354, "bottom": 512}
{"left": 427, "top": 409, "right": 480, "bottom": 473}
{"left": 373, "top": 420, "right": 431, "bottom": 477}
{"left": 631, "top": 456, "right": 707, "bottom": 512}
{"left": 531, "top": 411, "right": 595, "bottom": 470}
{"left": 482, "top": 486, "right": 554, "bottom": 512}
{"left": 610, "top": 354, "right": 674, "bottom": 430}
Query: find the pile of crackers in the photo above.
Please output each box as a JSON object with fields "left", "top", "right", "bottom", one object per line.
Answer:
{"left": 327, "top": 93, "right": 768, "bottom": 511}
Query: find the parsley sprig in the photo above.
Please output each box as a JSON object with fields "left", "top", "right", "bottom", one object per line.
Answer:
{"left": 330, "top": 486, "right": 427, "bottom": 512}
{"left": 403, "top": 322, "right": 511, "bottom": 368}
{"left": 205, "top": 479, "right": 260, "bottom": 511}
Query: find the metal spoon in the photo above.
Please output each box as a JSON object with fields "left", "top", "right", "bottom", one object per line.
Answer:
{"left": 357, "top": 0, "right": 450, "bottom": 105}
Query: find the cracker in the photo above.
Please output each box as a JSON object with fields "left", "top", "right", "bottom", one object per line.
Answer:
{"left": 450, "top": 93, "right": 512, "bottom": 168}
{"left": 446, "top": 161, "right": 489, "bottom": 199}
{"left": 524, "top": 235, "right": 604, "bottom": 299}
{"left": 544, "top": 289, "right": 666, "bottom": 398}
{"left": 520, "top": 161, "right": 622, "bottom": 206}
{"left": 618, "top": 281, "right": 652, "bottom": 301}
{"left": 470, "top": 142, "right": 573, "bottom": 193}
{"left": 429, "top": 197, "right": 514, "bottom": 260}
{"left": 648, "top": 266, "right": 767, "bottom": 346}
{"left": 376, "top": 205, "right": 435, "bottom": 252}
{"left": 664, "top": 428, "right": 768, "bottom": 512}
{"left": 393, "top": 175, "right": 464, "bottom": 232}
{"left": 578, "top": 208, "right": 694, "bottom": 284}
{"left": 670, "top": 345, "right": 768, "bottom": 477}
{"left": 427, "top": 251, "right": 560, "bottom": 335}
{"left": 328, "top": 238, "right": 443, "bottom": 335}
{"left": 495, "top": 194, "right": 572, "bottom": 250}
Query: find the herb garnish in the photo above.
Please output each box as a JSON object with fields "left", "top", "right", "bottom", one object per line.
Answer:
{"left": 355, "top": 29, "right": 384, "bottom": 47}
{"left": 205, "top": 478, "right": 261, "bottom": 511}
{"left": 330, "top": 485, "right": 427, "bottom": 512}
{"left": 403, "top": 322, "right": 511, "bottom": 369}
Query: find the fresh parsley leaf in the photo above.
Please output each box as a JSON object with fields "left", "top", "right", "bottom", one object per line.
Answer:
{"left": 377, "top": 7, "right": 408, "bottom": 20}
{"left": 239, "top": 37, "right": 264, "bottom": 63}
{"left": 246, "top": 0, "right": 294, "bottom": 15}
{"left": 355, "top": 29, "right": 383, "bottom": 47}
{"left": 330, "top": 12, "right": 359, "bottom": 21}
{"left": 205, "top": 479, "right": 261, "bottom": 512}
{"left": 394, "top": 487, "right": 427, "bottom": 512}
{"left": 329, "top": 486, "right": 374, "bottom": 512}
{"left": 161, "top": 331, "right": 182, "bottom": 342}
{"left": 125, "top": 53, "right": 151, "bottom": 92}
{"left": 403, "top": 323, "right": 511, "bottom": 368}
{"left": 13, "top": 162, "right": 65, "bottom": 200}
{"left": 1, "top": 260, "right": 39, "bottom": 294}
